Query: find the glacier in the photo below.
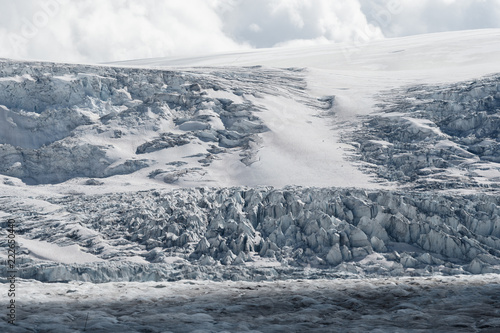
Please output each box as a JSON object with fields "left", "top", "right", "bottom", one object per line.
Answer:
{"left": 1, "top": 29, "right": 500, "bottom": 332}
{"left": 2, "top": 187, "right": 500, "bottom": 283}
{"left": 2, "top": 275, "right": 500, "bottom": 333}
{"left": 350, "top": 74, "right": 500, "bottom": 190}
{"left": 0, "top": 61, "right": 305, "bottom": 185}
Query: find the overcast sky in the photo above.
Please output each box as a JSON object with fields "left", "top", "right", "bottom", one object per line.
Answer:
{"left": 0, "top": 0, "right": 499, "bottom": 63}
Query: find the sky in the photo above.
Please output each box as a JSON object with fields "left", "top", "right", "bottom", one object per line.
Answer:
{"left": 0, "top": 0, "right": 499, "bottom": 63}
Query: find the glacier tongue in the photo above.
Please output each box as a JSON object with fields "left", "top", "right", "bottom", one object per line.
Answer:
{"left": 2, "top": 187, "right": 500, "bottom": 283}
{"left": 2, "top": 32, "right": 500, "bottom": 332}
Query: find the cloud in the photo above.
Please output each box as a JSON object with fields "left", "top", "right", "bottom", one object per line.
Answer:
{"left": 0, "top": 0, "right": 384, "bottom": 63}
{"left": 359, "top": 0, "right": 500, "bottom": 37}
{"left": 0, "top": 0, "right": 499, "bottom": 63}
{"left": 0, "top": 0, "right": 249, "bottom": 63}
{"left": 216, "top": 0, "right": 383, "bottom": 48}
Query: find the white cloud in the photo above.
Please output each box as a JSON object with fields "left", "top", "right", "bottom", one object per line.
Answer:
{"left": 0, "top": 0, "right": 499, "bottom": 63}
{"left": 359, "top": 0, "right": 500, "bottom": 37}
{"left": 0, "top": 0, "right": 249, "bottom": 63}
{"left": 217, "top": 0, "right": 383, "bottom": 48}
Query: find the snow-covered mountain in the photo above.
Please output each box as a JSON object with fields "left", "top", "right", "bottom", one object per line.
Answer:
{"left": 1, "top": 29, "right": 500, "bottom": 332}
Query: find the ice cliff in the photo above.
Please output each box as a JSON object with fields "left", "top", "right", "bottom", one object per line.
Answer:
{"left": 2, "top": 187, "right": 500, "bottom": 282}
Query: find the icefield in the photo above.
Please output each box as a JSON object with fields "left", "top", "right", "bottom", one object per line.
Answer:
{"left": 1, "top": 29, "right": 500, "bottom": 332}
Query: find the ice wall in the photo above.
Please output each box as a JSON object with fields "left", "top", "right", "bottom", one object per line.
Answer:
{"left": 2, "top": 187, "right": 500, "bottom": 282}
